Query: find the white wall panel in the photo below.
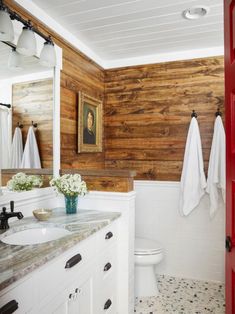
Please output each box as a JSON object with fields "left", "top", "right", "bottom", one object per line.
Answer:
{"left": 134, "top": 180, "right": 225, "bottom": 283}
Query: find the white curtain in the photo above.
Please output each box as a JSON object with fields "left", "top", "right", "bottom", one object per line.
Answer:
{"left": 0, "top": 109, "right": 10, "bottom": 169}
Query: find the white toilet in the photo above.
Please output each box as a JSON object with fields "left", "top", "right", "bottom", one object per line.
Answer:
{"left": 134, "top": 237, "right": 163, "bottom": 298}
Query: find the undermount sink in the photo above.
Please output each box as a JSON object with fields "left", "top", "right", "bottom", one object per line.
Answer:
{"left": 1, "top": 227, "right": 71, "bottom": 245}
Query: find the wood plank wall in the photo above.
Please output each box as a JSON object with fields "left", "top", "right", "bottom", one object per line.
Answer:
{"left": 60, "top": 49, "right": 105, "bottom": 170}
{"left": 104, "top": 57, "right": 224, "bottom": 181}
{"left": 6, "top": 1, "right": 225, "bottom": 182}
{"left": 12, "top": 79, "right": 53, "bottom": 168}
{"left": 6, "top": 0, "right": 105, "bottom": 172}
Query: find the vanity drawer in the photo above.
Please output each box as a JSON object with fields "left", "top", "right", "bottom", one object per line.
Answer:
{"left": 37, "top": 235, "right": 95, "bottom": 305}
{"left": 94, "top": 279, "right": 117, "bottom": 314}
{"left": 96, "top": 222, "right": 118, "bottom": 253}
{"left": 0, "top": 278, "right": 34, "bottom": 314}
{"left": 94, "top": 244, "right": 117, "bottom": 287}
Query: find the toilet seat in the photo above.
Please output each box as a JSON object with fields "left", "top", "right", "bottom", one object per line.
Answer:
{"left": 135, "top": 237, "right": 162, "bottom": 255}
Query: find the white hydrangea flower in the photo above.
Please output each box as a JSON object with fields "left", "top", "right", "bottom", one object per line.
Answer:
{"left": 49, "top": 173, "right": 88, "bottom": 197}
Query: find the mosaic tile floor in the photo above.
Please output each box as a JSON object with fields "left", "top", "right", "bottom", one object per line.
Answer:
{"left": 134, "top": 275, "right": 225, "bottom": 314}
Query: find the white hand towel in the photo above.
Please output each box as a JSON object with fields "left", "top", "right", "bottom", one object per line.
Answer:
{"left": 11, "top": 127, "right": 23, "bottom": 168}
{"left": 179, "top": 117, "right": 207, "bottom": 216}
{"left": 21, "top": 126, "right": 41, "bottom": 168}
{"left": 206, "top": 116, "right": 225, "bottom": 218}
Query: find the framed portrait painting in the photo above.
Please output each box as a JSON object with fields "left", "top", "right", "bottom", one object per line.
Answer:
{"left": 78, "top": 92, "right": 103, "bottom": 153}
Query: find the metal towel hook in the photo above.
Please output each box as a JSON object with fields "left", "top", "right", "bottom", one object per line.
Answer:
{"left": 215, "top": 107, "right": 222, "bottom": 117}
{"left": 191, "top": 110, "right": 197, "bottom": 118}
{"left": 17, "top": 122, "right": 23, "bottom": 129}
{"left": 31, "top": 121, "right": 38, "bottom": 128}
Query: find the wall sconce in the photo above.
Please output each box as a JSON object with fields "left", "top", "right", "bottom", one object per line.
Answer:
{"left": 0, "top": 0, "right": 56, "bottom": 68}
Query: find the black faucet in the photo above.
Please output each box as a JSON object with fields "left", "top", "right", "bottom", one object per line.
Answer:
{"left": 0, "top": 201, "right": 24, "bottom": 230}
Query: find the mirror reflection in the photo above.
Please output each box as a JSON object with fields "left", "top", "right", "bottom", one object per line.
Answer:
{"left": 0, "top": 41, "right": 54, "bottom": 175}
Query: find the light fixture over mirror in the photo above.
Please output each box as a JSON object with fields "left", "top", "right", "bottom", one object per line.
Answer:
{"left": 0, "top": 0, "right": 56, "bottom": 68}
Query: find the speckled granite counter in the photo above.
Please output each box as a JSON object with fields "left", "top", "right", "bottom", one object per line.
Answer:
{"left": 0, "top": 208, "right": 121, "bottom": 291}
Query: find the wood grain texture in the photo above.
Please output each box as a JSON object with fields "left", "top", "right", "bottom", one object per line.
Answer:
{"left": 104, "top": 57, "right": 224, "bottom": 181}
{"left": 60, "top": 169, "right": 135, "bottom": 192}
{"left": 12, "top": 79, "right": 53, "bottom": 168}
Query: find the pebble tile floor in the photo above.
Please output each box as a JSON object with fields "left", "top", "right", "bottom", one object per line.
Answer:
{"left": 134, "top": 275, "right": 225, "bottom": 314}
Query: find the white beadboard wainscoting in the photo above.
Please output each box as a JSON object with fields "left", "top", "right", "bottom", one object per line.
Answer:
{"left": 134, "top": 180, "right": 225, "bottom": 283}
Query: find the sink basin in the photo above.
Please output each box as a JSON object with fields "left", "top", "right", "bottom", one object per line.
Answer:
{"left": 1, "top": 227, "right": 71, "bottom": 245}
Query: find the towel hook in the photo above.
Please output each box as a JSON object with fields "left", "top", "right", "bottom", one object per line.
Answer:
{"left": 31, "top": 121, "right": 38, "bottom": 128}
{"left": 215, "top": 107, "right": 222, "bottom": 117}
{"left": 191, "top": 110, "right": 197, "bottom": 118}
{"left": 17, "top": 122, "right": 23, "bottom": 129}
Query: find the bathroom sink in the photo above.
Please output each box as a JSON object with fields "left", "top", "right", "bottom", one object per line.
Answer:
{"left": 1, "top": 227, "right": 71, "bottom": 245}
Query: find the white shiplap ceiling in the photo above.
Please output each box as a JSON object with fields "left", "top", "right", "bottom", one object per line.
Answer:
{"left": 28, "top": 0, "right": 223, "bottom": 68}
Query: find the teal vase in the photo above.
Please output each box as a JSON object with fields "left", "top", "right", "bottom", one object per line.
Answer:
{"left": 64, "top": 195, "right": 78, "bottom": 214}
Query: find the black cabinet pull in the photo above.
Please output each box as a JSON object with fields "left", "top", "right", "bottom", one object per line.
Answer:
{"left": 65, "top": 253, "right": 82, "bottom": 268}
{"left": 0, "top": 300, "right": 18, "bottom": 314}
{"left": 104, "top": 299, "right": 112, "bottom": 310}
{"left": 105, "top": 231, "right": 113, "bottom": 240}
{"left": 103, "top": 262, "right": 112, "bottom": 272}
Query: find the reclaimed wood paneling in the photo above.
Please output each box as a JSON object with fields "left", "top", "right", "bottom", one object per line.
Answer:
{"left": 104, "top": 57, "right": 224, "bottom": 180}
{"left": 60, "top": 169, "right": 136, "bottom": 192}
{"left": 12, "top": 79, "right": 53, "bottom": 168}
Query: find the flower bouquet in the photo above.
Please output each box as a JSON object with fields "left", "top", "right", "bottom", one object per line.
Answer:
{"left": 7, "top": 172, "right": 43, "bottom": 192}
{"left": 50, "top": 174, "right": 87, "bottom": 214}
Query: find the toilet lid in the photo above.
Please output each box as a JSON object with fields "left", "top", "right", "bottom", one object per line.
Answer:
{"left": 135, "top": 237, "right": 162, "bottom": 255}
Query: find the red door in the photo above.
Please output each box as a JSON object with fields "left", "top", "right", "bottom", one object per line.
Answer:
{"left": 224, "top": 1, "right": 235, "bottom": 313}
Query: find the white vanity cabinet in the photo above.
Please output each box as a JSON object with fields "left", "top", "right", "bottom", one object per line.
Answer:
{"left": 0, "top": 221, "right": 119, "bottom": 314}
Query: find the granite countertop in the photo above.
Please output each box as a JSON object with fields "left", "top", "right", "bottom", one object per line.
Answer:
{"left": 0, "top": 208, "right": 121, "bottom": 292}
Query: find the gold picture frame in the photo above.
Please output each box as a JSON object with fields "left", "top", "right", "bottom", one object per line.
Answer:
{"left": 78, "top": 92, "right": 103, "bottom": 153}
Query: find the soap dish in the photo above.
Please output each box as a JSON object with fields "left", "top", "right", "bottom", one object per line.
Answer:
{"left": 33, "top": 209, "right": 52, "bottom": 221}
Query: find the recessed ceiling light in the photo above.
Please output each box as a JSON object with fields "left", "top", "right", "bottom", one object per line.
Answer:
{"left": 183, "top": 6, "right": 209, "bottom": 20}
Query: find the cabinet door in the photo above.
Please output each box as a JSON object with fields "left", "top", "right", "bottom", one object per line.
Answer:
{"left": 67, "top": 273, "right": 93, "bottom": 314}
{"left": 39, "top": 288, "right": 70, "bottom": 314}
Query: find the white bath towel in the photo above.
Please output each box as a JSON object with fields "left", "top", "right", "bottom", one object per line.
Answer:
{"left": 21, "top": 126, "right": 41, "bottom": 168}
{"left": 206, "top": 116, "right": 225, "bottom": 218}
{"left": 11, "top": 127, "right": 23, "bottom": 168}
{"left": 179, "top": 117, "right": 207, "bottom": 216}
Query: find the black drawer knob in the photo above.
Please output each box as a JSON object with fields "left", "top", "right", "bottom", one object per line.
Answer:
{"left": 104, "top": 299, "right": 112, "bottom": 310}
{"left": 103, "top": 262, "right": 112, "bottom": 272}
{"left": 0, "top": 300, "right": 18, "bottom": 314}
{"left": 65, "top": 253, "right": 82, "bottom": 268}
{"left": 105, "top": 231, "right": 113, "bottom": 240}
